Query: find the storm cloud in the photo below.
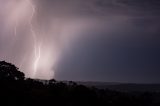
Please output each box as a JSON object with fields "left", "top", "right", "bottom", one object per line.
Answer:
{"left": 0, "top": 0, "right": 160, "bottom": 83}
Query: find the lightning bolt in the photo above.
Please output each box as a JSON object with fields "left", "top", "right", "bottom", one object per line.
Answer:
{"left": 33, "top": 43, "right": 41, "bottom": 73}
{"left": 26, "top": 0, "right": 41, "bottom": 78}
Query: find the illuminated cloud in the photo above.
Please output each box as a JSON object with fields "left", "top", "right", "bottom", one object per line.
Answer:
{"left": 0, "top": 0, "right": 160, "bottom": 82}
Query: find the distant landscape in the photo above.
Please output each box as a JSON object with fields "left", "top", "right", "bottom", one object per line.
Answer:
{"left": 1, "top": 61, "right": 160, "bottom": 106}
{"left": 77, "top": 81, "right": 160, "bottom": 92}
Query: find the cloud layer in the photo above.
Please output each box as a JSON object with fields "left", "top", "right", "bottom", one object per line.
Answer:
{"left": 0, "top": 0, "right": 160, "bottom": 82}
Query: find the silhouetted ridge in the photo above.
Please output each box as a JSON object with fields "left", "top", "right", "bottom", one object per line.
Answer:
{"left": 0, "top": 61, "right": 160, "bottom": 106}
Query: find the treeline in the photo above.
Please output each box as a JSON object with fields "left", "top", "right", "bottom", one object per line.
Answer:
{"left": 0, "top": 61, "right": 160, "bottom": 106}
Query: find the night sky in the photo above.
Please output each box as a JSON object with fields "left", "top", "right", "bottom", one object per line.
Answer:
{"left": 0, "top": 0, "right": 160, "bottom": 83}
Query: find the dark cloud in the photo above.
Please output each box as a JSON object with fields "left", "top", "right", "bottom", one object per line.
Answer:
{"left": 55, "top": 13, "right": 160, "bottom": 83}
{"left": 0, "top": 0, "right": 160, "bottom": 82}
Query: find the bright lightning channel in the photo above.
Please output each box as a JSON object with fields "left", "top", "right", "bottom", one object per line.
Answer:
{"left": 26, "top": 0, "right": 41, "bottom": 78}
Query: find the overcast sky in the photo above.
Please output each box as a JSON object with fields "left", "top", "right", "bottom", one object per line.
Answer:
{"left": 0, "top": 0, "right": 160, "bottom": 83}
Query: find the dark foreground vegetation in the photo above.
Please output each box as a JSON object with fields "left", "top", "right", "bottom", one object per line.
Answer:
{"left": 0, "top": 61, "right": 160, "bottom": 106}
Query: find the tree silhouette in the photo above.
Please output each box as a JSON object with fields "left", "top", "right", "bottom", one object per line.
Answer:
{"left": 0, "top": 61, "right": 159, "bottom": 106}
{"left": 0, "top": 61, "right": 25, "bottom": 80}
{"left": 49, "top": 79, "right": 56, "bottom": 84}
